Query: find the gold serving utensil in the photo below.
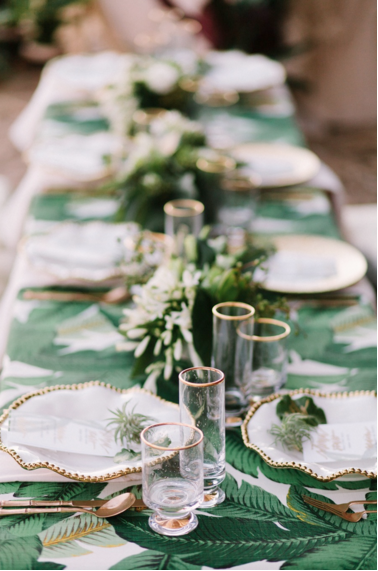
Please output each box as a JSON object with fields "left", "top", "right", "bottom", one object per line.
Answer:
{"left": 0, "top": 493, "right": 146, "bottom": 517}
{"left": 0, "top": 493, "right": 146, "bottom": 509}
{"left": 303, "top": 495, "right": 377, "bottom": 521}
{"left": 23, "top": 286, "right": 130, "bottom": 305}
{"left": 288, "top": 295, "right": 360, "bottom": 309}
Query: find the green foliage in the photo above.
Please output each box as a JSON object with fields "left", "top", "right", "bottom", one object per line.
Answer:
{"left": 106, "top": 403, "right": 155, "bottom": 447}
{"left": 271, "top": 395, "right": 328, "bottom": 452}
{"left": 276, "top": 395, "right": 327, "bottom": 426}
{"left": 110, "top": 551, "right": 201, "bottom": 570}
{"left": 270, "top": 413, "right": 316, "bottom": 453}
{"left": 225, "top": 429, "right": 372, "bottom": 490}
{"left": 14, "top": 482, "right": 107, "bottom": 502}
{"left": 192, "top": 287, "right": 213, "bottom": 365}
{"left": 38, "top": 514, "right": 125, "bottom": 559}
{"left": 0, "top": 536, "right": 42, "bottom": 570}
{"left": 6, "top": 0, "right": 91, "bottom": 44}
{"left": 281, "top": 536, "right": 377, "bottom": 571}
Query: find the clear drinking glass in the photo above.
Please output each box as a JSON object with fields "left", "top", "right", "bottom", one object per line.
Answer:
{"left": 212, "top": 302, "right": 255, "bottom": 422}
{"left": 141, "top": 422, "right": 204, "bottom": 536}
{"left": 164, "top": 199, "right": 204, "bottom": 257}
{"left": 217, "top": 171, "right": 261, "bottom": 230}
{"left": 179, "top": 366, "right": 225, "bottom": 507}
{"left": 238, "top": 317, "right": 291, "bottom": 398}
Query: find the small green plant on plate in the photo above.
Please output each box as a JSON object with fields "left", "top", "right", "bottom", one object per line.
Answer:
{"left": 106, "top": 403, "right": 155, "bottom": 463}
{"left": 269, "top": 396, "right": 327, "bottom": 453}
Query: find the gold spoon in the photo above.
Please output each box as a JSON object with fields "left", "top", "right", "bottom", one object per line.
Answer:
{"left": 23, "top": 286, "right": 130, "bottom": 305}
{"left": 0, "top": 492, "right": 137, "bottom": 518}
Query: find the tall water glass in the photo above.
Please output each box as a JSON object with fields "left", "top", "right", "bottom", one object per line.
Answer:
{"left": 212, "top": 302, "right": 255, "bottom": 422}
{"left": 217, "top": 172, "right": 261, "bottom": 230}
{"left": 238, "top": 317, "right": 291, "bottom": 398}
{"left": 179, "top": 367, "right": 225, "bottom": 507}
{"left": 164, "top": 199, "right": 204, "bottom": 257}
{"left": 141, "top": 422, "right": 203, "bottom": 536}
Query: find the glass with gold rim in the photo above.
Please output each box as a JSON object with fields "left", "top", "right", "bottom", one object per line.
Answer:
{"left": 164, "top": 199, "right": 204, "bottom": 257}
{"left": 212, "top": 302, "right": 255, "bottom": 421}
{"left": 238, "top": 317, "right": 291, "bottom": 398}
{"left": 141, "top": 422, "right": 203, "bottom": 536}
{"left": 179, "top": 366, "right": 226, "bottom": 507}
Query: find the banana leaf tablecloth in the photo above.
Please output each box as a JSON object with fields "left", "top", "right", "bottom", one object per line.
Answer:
{"left": 0, "top": 73, "right": 376, "bottom": 571}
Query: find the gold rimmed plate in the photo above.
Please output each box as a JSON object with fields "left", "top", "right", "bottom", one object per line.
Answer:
{"left": 253, "top": 234, "right": 368, "bottom": 294}
{"left": 230, "top": 143, "right": 320, "bottom": 188}
{"left": 0, "top": 382, "right": 180, "bottom": 482}
{"left": 21, "top": 221, "right": 141, "bottom": 283}
{"left": 242, "top": 389, "right": 377, "bottom": 482}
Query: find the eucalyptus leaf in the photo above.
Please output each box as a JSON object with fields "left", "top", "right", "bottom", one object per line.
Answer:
{"left": 276, "top": 395, "right": 327, "bottom": 426}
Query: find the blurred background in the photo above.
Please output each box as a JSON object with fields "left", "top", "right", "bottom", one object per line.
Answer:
{"left": 0, "top": 0, "right": 376, "bottom": 294}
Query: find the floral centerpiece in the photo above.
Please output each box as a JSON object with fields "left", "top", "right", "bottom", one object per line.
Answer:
{"left": 97, "top": 51, "right": 200, "bottom": 135}
{"left": 105, "top": 110, "right": 218, "bottom": 229}
{"left": 118, "top": 230, "right": 287, "bottom": 393}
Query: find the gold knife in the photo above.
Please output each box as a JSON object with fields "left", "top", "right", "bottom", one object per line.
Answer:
{"left": 0, "top": 498, "right": 146, "bottom": 509}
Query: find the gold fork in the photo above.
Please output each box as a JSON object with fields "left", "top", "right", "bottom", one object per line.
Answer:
{"left": 303, "top": 495, "right": 377, "bottom": 521}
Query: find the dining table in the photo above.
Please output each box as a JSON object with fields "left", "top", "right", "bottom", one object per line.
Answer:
{"left": 0, "top": 51, "right": 376, "bottom": 571}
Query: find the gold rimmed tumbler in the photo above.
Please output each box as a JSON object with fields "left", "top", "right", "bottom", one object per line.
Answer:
{"left": 164, "top": 199, "right": 204, "bottom": 256}
{"left": 238, "top": 317, "right": 291, "bottom": 398}
{"left": 141, "top": 422, "right": 204, "bottom": 536}
{"left": 179, "top": 367, "right": 226, "bottom": 507}
{"left": 212, "top": 302, "right": 255, "bottom": 420}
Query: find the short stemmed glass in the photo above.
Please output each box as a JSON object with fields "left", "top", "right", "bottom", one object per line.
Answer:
{"left": 179, "top": 366, "right": 226, "bottom": 507}
{"left": 141, "top": 422, "right": 204, "bottom": 536}
{"left": 164, "top": 199, "right": 204, "bottom": 257}
{"left": 212, "top": 302, "right": 255, "bottom": 423}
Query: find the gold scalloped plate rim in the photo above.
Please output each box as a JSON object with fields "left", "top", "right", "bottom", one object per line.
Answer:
{"left": 241, "top": 388, "right": 377, "bottom": 482}
{"left": 0, "top": 381, "right": 179, "bottom": 483}
{"left": 18, "top": 220, "right": 135, "bottom": 284}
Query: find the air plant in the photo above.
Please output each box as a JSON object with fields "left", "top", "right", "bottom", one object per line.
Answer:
{"left": 106, "top": 403, "right": 155, "bottom": 449}
{"left": 269, "top": 413, "right": 316, "bottom": 453}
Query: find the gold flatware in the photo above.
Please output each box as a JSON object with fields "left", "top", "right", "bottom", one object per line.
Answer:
{"left": 303, "top": 495, "right": 377, "bottom": 521}
{"left": 0, "top": 494, "right": 146, "bottom": 510}
{"left": 23, "top": 286, "right": 130, "bottom": 305}
{"left": 0, "top": 492, "right": 141, "bottom": 517}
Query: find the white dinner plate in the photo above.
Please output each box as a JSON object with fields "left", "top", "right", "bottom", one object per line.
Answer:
{"left": 22, "top": 221, "right": 140, "bottom": 282}
{"left": 253, "top": 235, "right": 367, "bottom": 294}
{"left": 202, "top": 52, "right": 286, "bottom": 93}
{"left": 231, "top": 143, "right": 321, "bottom": 187}
{"left": 242, "top": 389, "right": 377, "bottom": 482}
{"left": 0, "top": 382, "right": 180, "bottom": 482}
{"left": 26, "top": 132, "right": 123, "bottom": 182}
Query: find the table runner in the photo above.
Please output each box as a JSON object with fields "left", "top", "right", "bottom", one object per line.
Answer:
{"left": 0, "top": 60, "right": 376, "bottom": 570}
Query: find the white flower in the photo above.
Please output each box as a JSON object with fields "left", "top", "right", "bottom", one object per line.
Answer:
{"left": 164, "top": 348, "right": 173, "bottom": 380}
{"left": 174, "top": 338, "right": 182, "bottom": 361}
{"left": 216, "top": 254, "right": 235, "bottom": 270}
{"left": 144, "top": 362, "right": 165, "bottom": 393}
{"left": 143, "top": 62, "right": 180, "bottom": 94}
{"left": 127, "top": 328, "right": 148, "bottom": 339}
{"left": 182, "top": 269, "right": 202, "bottom": 288}
{"left": 153, "top": 338, "right": 162, "bottom": 356}
{"left": 134, "top": 335, "right": 151, "bottom": 357}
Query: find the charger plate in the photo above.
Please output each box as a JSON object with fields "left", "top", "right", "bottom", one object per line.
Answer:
{"left": 241, "top": 389, "right": 377, "bottom": 482}
{"left": 231, "top": 143, "right": 320, "bottom": 187}
{"left": 253, "top": 235, "right": 367, "bottom": 293}
{"left": 0, "top": 382, "right": 180, "bottom": 482}
{"left": 22, "top": 221, "right": 140, "bottom": 282}
{"left": 26, "top": 132, "right": 123, "bottom": 182}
